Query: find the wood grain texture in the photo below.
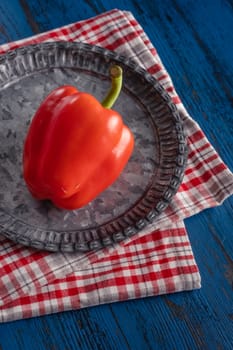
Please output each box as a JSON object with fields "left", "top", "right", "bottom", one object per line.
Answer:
{"left": 0, "top": 0, "right": 232, "bottom": 349}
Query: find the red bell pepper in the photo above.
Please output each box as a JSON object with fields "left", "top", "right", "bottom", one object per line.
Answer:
{"left": 23, "top": 66, "right": 134, "bottom": 210}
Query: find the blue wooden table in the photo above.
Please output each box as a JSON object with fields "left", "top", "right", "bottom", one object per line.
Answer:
{"left": 0, "top": 1, "right": 232, "bottom": 349}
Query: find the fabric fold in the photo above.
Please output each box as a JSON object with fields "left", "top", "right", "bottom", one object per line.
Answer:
{"left": 0, "top": 222, "right": 201, "bottom": 322}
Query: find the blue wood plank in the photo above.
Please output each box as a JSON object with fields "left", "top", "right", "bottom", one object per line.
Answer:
{"left": 0, "top": 0, "right": 34, "bottom": 42}
{"left": 0, "top": 0, "right": 232, "bottom": 349}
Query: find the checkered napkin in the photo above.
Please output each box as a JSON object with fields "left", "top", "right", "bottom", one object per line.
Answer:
{"left": 0, "top": 9, "right": 233, "bottom": 323}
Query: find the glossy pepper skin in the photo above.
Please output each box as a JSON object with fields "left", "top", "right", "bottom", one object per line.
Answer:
{"left": 23, "top": 84, "right": 134, "bottom": 210}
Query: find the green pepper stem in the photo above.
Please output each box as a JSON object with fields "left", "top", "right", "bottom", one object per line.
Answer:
{"left": 101, "top": 65, "right": 123, "bottom": 109}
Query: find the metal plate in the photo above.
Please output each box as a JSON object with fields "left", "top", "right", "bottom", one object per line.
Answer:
{"left": 0, "top": 42, "right": 187, "bottom": 252}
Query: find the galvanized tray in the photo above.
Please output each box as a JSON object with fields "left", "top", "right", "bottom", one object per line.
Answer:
{"left": 0, "top": 42, "right": 187, "bottom": 252}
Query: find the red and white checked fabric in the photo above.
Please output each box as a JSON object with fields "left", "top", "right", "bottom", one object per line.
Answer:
{"left": 0, "top": 9, "right": 233, "bottom": 322}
